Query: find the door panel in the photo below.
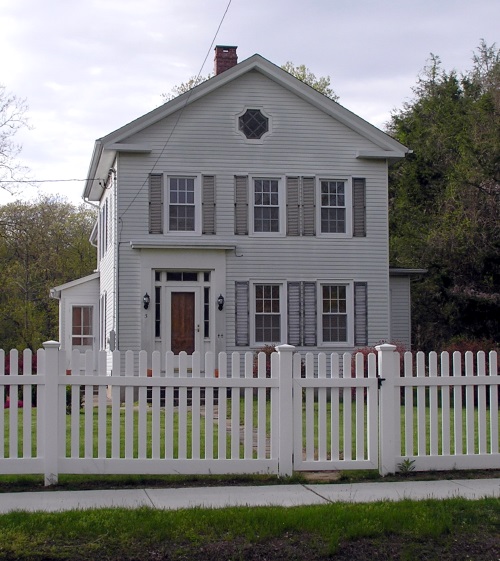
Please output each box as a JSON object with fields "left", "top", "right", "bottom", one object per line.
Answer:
{"left": 171, "top": 292, "right": 195, "bottom": 354}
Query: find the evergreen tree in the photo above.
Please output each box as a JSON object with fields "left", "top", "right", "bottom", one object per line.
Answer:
{"left": 388, "top": 41, "right": 500, "bottom": 349}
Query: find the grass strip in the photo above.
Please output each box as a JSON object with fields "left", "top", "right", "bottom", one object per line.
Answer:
{"left": 0, "top": 498, "right": 498, "bottom": 560}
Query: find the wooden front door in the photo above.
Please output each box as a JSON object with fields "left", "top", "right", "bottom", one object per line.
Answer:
{"left": 170, "top": 292, "right": 196, "bottom": 354}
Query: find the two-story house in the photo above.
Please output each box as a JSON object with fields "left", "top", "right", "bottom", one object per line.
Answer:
{"left": 51, "top": 46, "right": 418, "bottom": 370}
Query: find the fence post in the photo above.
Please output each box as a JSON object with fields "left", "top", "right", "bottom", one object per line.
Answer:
{"left": 376, "top": 343, "right": 398, "bottom": 476}
{"left": 276, "top": 344, "right": 295, "bottom": 477}
{"left": 42, "top": 340, "right": 60, "bottom": 486}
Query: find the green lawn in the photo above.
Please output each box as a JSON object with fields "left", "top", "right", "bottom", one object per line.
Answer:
{"left": 3, "top": 390, "right": 499, "bottom": 461}
{"left": 0, "top": 498, "right": 498, "bottom": 560}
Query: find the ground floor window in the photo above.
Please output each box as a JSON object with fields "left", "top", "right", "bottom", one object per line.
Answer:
{"left": 254, "top": 284, "right": 281, "bottom": 343}
{"left": 321, "top": 284, "right": 348, "bottom": 343}
{"left": 236, "top": 280, "right": 364, "bottom": 348}
{"left": 72, "top": 306, "right": 94, "bottom": 351}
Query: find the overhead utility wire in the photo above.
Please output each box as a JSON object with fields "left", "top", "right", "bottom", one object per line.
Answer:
{"left": 119, "top": 0, "right": 232, "bottom": 219}
{"left": 0, "top": 178, "right": 100, "bottom": 184}
{"left": 0, "top": 1, "right": 233, "bottom": 194}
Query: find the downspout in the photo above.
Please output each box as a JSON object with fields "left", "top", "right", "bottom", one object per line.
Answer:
{"left": 112, "top": 167, "right": 119, "bottom": 350}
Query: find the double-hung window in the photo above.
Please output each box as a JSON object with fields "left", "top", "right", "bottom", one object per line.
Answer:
{"left": 235, "top": 280, "right": 366, "bottom": 348}
{"left": 72, "top": 306, "right": 94, "bottom": 351}
{"left": 254, "top": 283, "right": 282, "bottom": 344}
{"left": 251, "top": 177, "right": 284, "bottom": 235}
{"left": 320, "top": 180, "right": 347, "bottom": 234}
{"left": 317, "top": 179, "right": 352, "bottom": 236}
{"left": 321, "top": 284, "right": 351, "bottom": 344}
{"left": 168, "top": 177, "right": 195, "bottom": 231}
{"left": 165, "top": 175, "right": 202, "bottom": 234}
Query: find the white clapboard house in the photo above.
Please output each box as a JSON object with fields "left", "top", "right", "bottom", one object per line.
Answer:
{"left": 51, "top": 46, "right": 421, "bottom": 371}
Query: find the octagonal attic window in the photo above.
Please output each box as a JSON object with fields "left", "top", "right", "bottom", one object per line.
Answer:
{"left": 239, "top": 109, "right": 269, "bottom": 140}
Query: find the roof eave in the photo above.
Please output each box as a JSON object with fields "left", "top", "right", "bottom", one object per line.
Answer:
{"left": 82, "top": 53, "right": 410, "bottom": 202}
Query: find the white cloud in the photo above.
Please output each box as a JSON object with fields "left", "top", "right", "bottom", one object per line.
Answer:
{"left": 0, "top": 0, "right": 498, "bottom": 205}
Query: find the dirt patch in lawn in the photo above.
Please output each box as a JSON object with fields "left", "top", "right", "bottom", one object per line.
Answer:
{"left": 111, "top": 531, "right": 500, "bottom": 560}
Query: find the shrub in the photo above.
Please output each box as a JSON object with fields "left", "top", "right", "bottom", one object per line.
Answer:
{"left": 441, "top": 337, "right": 499, "bottom": 354}
{"left": 252, "top": 345, "right": 276, "bottom": 378}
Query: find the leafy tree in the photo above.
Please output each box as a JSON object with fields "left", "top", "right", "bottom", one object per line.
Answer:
{"left": 388, "top": 41, "right": 500, "bottom": 349}
{"left": 0, "top": 196, "right": 97, "bottom": 350}
{"left": 281, "top": 62, "right": 338, "bottom": 100}
{"left": 161, "top": 63, "right": 338, "bottom": 101}
{"left": 0, "top": 85, "right": 30, "bottom": 193}
{"left": 161, "top": 74, "right": 212, "bottom": 102}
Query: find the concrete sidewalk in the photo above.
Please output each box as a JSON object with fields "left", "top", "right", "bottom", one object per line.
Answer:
{"left": 0, "top": 479, "right": 499, "bottom": 513}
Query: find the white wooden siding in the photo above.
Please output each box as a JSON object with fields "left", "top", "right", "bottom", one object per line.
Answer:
{"left": 98, "top": 168, "right": 118, "bottom": 364}
{"left": 111, "top": 70, "right": 392, "bottom": 355}
{"left": 389, "top": 276, "right": 412, "bottom": 348}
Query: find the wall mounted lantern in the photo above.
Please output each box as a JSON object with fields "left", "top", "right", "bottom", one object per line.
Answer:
{"left": 217, "top": 294, "right": 225, "bottom": 311}
{"left": 143, "top": 293, "right": 150, "bottom": 310}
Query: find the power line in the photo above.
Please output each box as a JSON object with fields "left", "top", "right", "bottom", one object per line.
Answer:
{"left": 0, "top": 178, "right": 102, "bottom": 184}
{"left": 120, "top": 0, "right": 232, "bottom": 219}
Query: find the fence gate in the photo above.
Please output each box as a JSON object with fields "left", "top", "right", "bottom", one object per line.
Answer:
{"left": 292, "top": 351, "right": 379, "bottom": 472}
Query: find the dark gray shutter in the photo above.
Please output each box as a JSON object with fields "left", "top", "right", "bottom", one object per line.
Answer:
{"left": 234, "top": 176, "right": 248, "bottom": 235}
{"left": 303, "top": 282, "right": 317, "bottom": 346}
{"left": 354, "top": 282, "right": 368, "bottom": 346}
{"left": 302, "top": 177, "right": 316, "bottom": 236}
{"left": 235, "top": 281, "right": 249, "bottom": 346}
{"left": 287, "top": 282, "right": 301, "bottom": 345}
{"left": 287, "top": 281, "right": 316, "bottom": 346}
{"left": 352, "top": 178, "right": 366, "bottom": 237}
{"left": 202, "top": 175, "right": 216, "bottom": 234}
{"left": 149, "top": 174, "right": 163, "bottom": 234}
{"left": 286, "top": 177, "right": 300, "bottom": 236}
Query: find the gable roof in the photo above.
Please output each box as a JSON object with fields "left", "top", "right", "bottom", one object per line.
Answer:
{"left": 84, "top": 53, "right": 409, "bottom": 200}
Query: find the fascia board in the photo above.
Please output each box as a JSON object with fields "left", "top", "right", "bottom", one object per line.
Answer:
{"left": 389, "top": 268, "right": 428, "bottom": 276}
{"left": 84, "top": 143, "right": 119, "bottom": 202}
{"left": 83, "top": 141, "right": 103, "bottom": 200}
{"left": 356, "top": 150, "right": 407, "bottom": 161}
{"left": 130, "top": 240, "right": 236, "bottom": 250}
{"left": 104, "top": 143, "right": 153, "bottom": 152}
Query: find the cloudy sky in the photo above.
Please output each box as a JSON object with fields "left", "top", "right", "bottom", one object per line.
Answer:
{"left": 1, "top": 0, "right": 498, "bottom": 205}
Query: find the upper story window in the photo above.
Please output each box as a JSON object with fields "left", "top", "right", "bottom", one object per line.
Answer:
{"left": 236, "top": 175, "right": 364, "bottom": 238}
{"left": 320, "top": 180, "right": 346, "bottom": 233}
{"left": 169, "top": 177, "right": 195, "bottom": 231}
{"left": 317, "top": 178, "right": 352, "bottom": 237}
{"left": 239, "top": 109, "right": 269, "bottom": 140}
{"left": 254, "top": 179, "right": 280, "bottom": 233}
{"left": 165, "top": 175, "right": 202, "bottom": 235}
{"left": 248, "top": 177, "right": 285, "bottom": 236}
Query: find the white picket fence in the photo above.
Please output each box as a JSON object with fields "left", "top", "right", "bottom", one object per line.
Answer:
{"left": 0, "top": 342, "right": 498, "bottom": 485}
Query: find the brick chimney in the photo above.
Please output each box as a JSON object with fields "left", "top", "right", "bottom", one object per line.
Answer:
{"left": 214, "top": 45, "right": 238, "bottom": 75}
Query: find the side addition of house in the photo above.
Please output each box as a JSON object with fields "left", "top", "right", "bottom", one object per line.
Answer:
{"left": 51, "top": 45, "right": 420, "bottom": 370}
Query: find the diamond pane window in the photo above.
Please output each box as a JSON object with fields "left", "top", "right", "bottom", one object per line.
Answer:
{"left": 239, "top": 109, "right": 269, "bottom": 140}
